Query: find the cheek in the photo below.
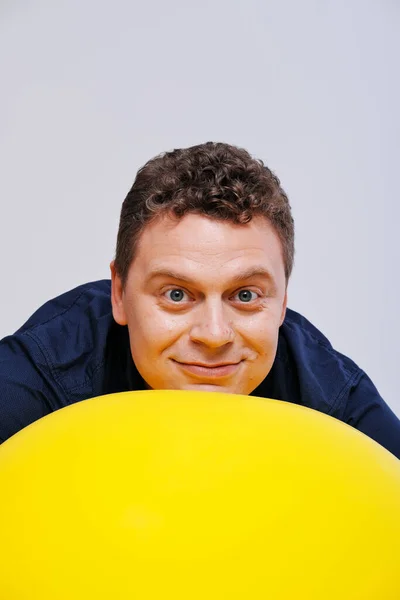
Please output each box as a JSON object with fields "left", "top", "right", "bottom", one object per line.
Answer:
{"left": 239, "top": 313, "right": 280, "bottom": 354}
{"left": 128, "top": 304, "right": 189, "bottom": 351}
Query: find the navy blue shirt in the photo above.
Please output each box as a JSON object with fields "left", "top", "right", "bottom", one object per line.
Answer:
{"left": 0, "top": 280, "right": 399, "bottom": 458}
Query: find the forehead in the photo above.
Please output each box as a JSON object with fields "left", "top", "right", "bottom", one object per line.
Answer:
{"left": 132, "top": 213, "right": 285, "bottom": 283}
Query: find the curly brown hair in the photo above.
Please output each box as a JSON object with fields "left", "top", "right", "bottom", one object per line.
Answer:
{"left": 115, "top": 142, "right": 294, "bottom": 284}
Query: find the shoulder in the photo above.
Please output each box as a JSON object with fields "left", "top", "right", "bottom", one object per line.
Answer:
{"left": 17, "top": 280, "right": 112, "bottom": 333}
{"left": 280, "top": 309, "right": 400, "bottom": 458}
{"left": 276, "top": 308, "right": 362, "bottom": 415}
{"left": 282, "top": 308, "right": 342, "bottom": 350}
{"left": 0, "top": 280, "right": 115, "bottom": 442}
{"left": 1, "top": 280, "right": 114, "bottom": 398}
{"left": 281, "top": 308, "right": 358, "bottom": 371}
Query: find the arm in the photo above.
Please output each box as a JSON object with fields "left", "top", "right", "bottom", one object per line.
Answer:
{"left": 343, "top": 372, "right": 400, "bottom": 459}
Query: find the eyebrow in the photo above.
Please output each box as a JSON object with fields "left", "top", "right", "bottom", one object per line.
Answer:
{"left": 146, "top": 266, "right": 276, "bottom": 286}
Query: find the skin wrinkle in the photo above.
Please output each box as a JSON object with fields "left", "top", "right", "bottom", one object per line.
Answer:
{"left": 111, "top": 213, "right": 287, "bottom": 395}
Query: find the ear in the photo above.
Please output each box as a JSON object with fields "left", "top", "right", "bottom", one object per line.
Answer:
{"left": 280, "top": 290, "right": 288, "bottom": 326}
{"left": 110, "top": 261, "right": 128, "bottom": 326}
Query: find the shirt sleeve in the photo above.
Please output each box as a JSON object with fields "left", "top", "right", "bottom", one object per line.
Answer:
{"left": 343, "top": 371, "right": 400, "bottom": 459}
{"left": 0, "top": 334, "right": 57, "bottom": 443}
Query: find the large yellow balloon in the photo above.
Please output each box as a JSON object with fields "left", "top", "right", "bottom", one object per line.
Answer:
{"left": 0, "top": 390, "right": 399, "bottom": 599}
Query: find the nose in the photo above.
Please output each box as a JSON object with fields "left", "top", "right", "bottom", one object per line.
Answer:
{"left": 189, "top": 299, "right": 234, "bottom": 348}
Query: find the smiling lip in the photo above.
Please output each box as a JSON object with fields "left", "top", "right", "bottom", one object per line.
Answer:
{"left": 173, "top": 360, "right": 242, "bottom": 378}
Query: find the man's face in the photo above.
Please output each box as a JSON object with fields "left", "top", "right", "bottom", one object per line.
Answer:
{"left": 111, "top": 213, "right": 287, "bottom": 395}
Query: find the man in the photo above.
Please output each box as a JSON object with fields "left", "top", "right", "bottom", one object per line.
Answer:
{"left": 0, "top": 142, "right": 399, "bottom": 457}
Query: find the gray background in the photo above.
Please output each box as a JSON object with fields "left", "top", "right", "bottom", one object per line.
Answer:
{"left": 1, "top": 0, "right": 399, "bottom": 414}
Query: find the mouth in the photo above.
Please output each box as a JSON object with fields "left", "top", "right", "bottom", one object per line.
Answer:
{"left": 172, "top": 360, "right": 243, "bottom": 379}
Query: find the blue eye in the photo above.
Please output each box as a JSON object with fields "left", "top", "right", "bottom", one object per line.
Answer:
{"left": 236, "top": 290, "right": 258, "bottom": 303}
{"left": 166, "top": 289, "right": 187, "bottom": 302}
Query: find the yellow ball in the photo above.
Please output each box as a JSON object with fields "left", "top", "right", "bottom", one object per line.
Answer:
{"left": 0, "top": 390, "right": 399, "bottom": 599}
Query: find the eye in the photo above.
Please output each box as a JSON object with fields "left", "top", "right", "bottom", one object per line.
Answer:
{"left": 165, "top": 288, "right": 189, "bottom": 303}
{"left": 234, "top": 289, "right": 259, "bottom": 303}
